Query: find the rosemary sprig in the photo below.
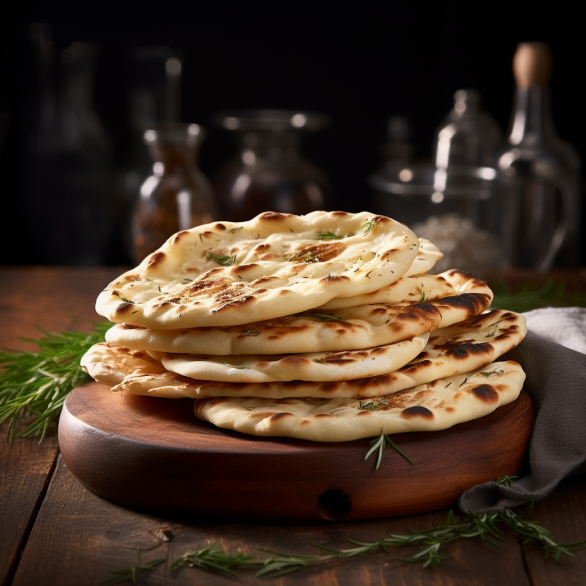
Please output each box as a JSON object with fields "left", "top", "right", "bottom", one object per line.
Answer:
{"left": 497, "top": 475, "right": 518, "bottom": 486}
{"left": 316, "top": 231, "right": 343, "bottom": 241}
{"left": 224, "top": 363, "right": 250, "bottom": 369}
{"left": 206, "top": 251, "right": 237, "bottom": 266}
{"left": 356, "top": 218, "right": 375, "bottom": 237}
{"left": 0, "top": 321, "right": 113, "bottom": 443}
{"left": 105, "top": 498, "right": 586, "bottom": 582}
{"left": 419, "top": 291, "right": 426, "bottom": 302}
{"left": 491, "top": 280, "right": 586, "bottom": 313}
{"left": 365, "top": 428, "right": 415, "bottom": 470}
{"left": 171, "top": 543, "right": 257, "bottom": 575}
{"left": 102, "top": 548, "right": 165, "bottom": 585}
{"left": 255, "top": 549, "right": 333, "bottom": 578}
{"left": 311, "top": 313, "right": 342, "bottom": 322}
{"left": 230, "top": 226, "right": 243, "bottom": 233}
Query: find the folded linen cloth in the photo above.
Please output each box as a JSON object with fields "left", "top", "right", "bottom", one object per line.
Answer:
{"left": 459, "top": 307, "right": 586, "bottom": 514}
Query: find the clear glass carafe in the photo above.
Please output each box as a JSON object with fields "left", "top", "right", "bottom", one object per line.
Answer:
{"left": 132, "top": 124, "right": 217, "bottom": 262}
{"left": 211, "top": 110, "right": 333, "bottom": 221}
{"left": 496, "top": 43, "right": 581, "bottom": 271}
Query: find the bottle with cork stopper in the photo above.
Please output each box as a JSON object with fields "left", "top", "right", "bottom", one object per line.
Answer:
{"left": 497, "top": 42, "right": 581, "bottom": 272}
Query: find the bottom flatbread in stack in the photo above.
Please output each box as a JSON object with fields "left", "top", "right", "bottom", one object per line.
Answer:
{"left": 193, "top": 361, "right": 526, "bottom": 441}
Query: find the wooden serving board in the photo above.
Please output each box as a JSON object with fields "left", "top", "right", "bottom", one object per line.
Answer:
{"left": 59, "top": 382, "right": 534, "bottom": 522}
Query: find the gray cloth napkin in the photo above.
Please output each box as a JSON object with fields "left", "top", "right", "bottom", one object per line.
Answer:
{"left": 458, "top": 307, "right": 586, "bottom": 514}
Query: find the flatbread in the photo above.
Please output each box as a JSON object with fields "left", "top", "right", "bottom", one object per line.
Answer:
{"left": 193, "top": 361, "right": 526, "bottom": 441}
{"left": 319, "top": 269, "right": 491, "bottom": 311}
{"left": 157, "top": 333, "right": 430, "bottom": 382}
{"left": 80, "top": 342, "right": 165, "bottom": 387}
{"left": 106, "top": 301, "right": 443, "bottom": 355}
{"left": 391, "top": 238, "right": 443, "bottom": 278}
{"left": 105, "top": 271, "right": 491, "bottom": 355}
{"left": 98, "top": 311, "right": 523, "bottom": 399}
{"left": 96, "top": 211, "right": 420, "bottom": 329}
{"left": 158, "top": 310, "right": 524, "bottom": 384}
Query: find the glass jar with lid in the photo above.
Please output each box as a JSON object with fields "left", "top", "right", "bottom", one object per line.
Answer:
{"left": 369, "top": 164, "right": 520, "bottom": 277}
{"left": 211, "top": 110, "right": 333, "bottom": 221}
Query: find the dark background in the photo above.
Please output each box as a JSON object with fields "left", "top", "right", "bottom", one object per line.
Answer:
{"left": 1, "top": 6, "right": 584, "bottom": 266}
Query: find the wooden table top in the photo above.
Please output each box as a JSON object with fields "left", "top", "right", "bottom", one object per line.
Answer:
{"left": 1, "top": 266, "right": 585, "bottom": 586}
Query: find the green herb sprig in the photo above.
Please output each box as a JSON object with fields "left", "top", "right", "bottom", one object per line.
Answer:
{"left": 206, "top": 251, "right": 237, "bottom": 266}
{"left": 365, "top": 428, "right": 415, "bottom": 469}
{"left": 316, "top": 231, "right": 343, "bottom": 241}
{"left": 0, "top": 322, "right": 113, "bottom": 443}
{"left": 356, "top": 218, "right": 375, "bottom": 237}
{"left": 311, "top": 313, "right": 342, "bottom": 322}
{"left": 171, "top": 543, "right": 257, "bottom": 575}
{"left": 102, "top": 548, "right": 165, "bottom": 585}
{"left": 491, "top": 280, "right": 586, "bottom": 313}
{"left": 105, "top": 497, "right": 586, "bottom": 582}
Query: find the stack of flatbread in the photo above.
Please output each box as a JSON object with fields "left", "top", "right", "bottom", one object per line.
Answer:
{"left": 82, "top": 211, "right": 527, "bottom": 442}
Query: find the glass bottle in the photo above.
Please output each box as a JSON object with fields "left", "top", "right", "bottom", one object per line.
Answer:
{"left": 434, "top": 89, "right": 502, "bottom": 168}
{"left": 119, "top": 47, "right": 184, "bottom": 261}
{"left": 496, "top": 43, "right": 581, "bottom": 271}
{"left": 132, "top": 124, "right": 217, "bottom": 263}
{"left": 28, "top": 26, "right": 115, "bottom": 265}
{"left": 211, "top": 110, "right": 333, "bottom": 221}
{"left": 379, "top": 116, "right": 415, "bottom": 170}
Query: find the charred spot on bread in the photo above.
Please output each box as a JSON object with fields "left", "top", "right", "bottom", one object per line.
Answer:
{"left": 401, "top": 406, "right": 434, "bottom": 419}
{"left": 470, "top": 384, "right": 499, "bottom": 403}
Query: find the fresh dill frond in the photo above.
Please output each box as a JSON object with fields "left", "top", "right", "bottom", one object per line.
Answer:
{"left": 0, "top": 321, "right": 113, "bottom": 444}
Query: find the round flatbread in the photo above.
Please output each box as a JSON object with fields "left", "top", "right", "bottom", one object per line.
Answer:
{"left": 101, "top": 310, "right": 524, "bottom": 399}
{"left": 105, "top": 271, "right": 491, "bottom": 356}
{"left": 106, "top": 301, "right": 443, "bottom": 355}
{"left": 96, "top": 211, "right": 420, "bottom": 329}
{"left": 157, "top": 310, "right": 524, "bottom": 384}
{"left": 193, "top": 361, "right": 526, "bottom": 441}
{"left": 319, "top": 269, "right": 491, "bottom": 311}
{"left": 80, "top": 342, "right": 165, "bottom": 387}
{"left": 157, "top": 333, "right": 429, "bottom": 382}
{"left": 392, "top": 238, "right": 443, "bottom": 278}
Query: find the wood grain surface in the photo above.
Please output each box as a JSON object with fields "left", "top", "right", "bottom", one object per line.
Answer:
{"left": 2, "top": 267, "right": 586, "bottom": 586}
{"left": 0, "top": 267, "right": 122, "bottom": 586}
{"left": 13, "top": 456, "right": 535, "bottom": 586}
{"left": 59, "top": 382, "right": 534, "bottom": 521}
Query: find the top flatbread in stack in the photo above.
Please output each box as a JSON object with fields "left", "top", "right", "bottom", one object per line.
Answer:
{"left": 96, "top": 211, "right": 422, "bottom": 329}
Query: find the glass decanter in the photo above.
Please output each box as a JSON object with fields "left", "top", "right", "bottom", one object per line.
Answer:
{"left": 132, "top": 124, "right": 217, "bottom": 263}
{"left": 211, "top": 110, "right": 333, "bottom": 221}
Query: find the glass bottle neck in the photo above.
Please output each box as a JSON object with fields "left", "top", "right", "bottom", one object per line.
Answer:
{"left": 237, "top": 130, "right": 302, "bottom": 163}
{"left": 508, "top": 87, "right": 557, "bottom": 147}
{"left": 148, "top": 143, "right": 201, "bottom": 173}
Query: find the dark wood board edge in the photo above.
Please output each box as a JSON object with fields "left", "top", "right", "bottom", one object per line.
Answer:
{"left": 58, "top": 384, "right": 534, "bottom": 522}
